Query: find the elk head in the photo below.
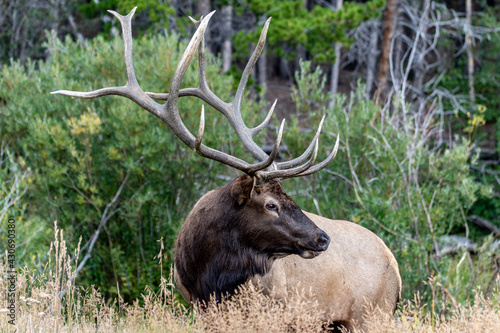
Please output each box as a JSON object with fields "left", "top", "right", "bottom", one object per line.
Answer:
{"left": 230, "top": 174, "right": 330, "bottom": 259}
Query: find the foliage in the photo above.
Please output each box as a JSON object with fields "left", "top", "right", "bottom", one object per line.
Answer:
{"left": 1, "top": 0, "right": 499, "bottom": 318}
{"left": 283, "top": 61, "right": 496, "bottom": 308}
{"left": 436, "top": 2, "right": 500, "bottom": 234}
{"left": 0, "top": 31, "right": 266, "bottom": 301}
{"left": 232, "top": 0, "right": 384, "bottom": 63}
{"left": 0, "top": 145, "right": 32, "bottom": 250}
{"left": 0, "top": 0, "right": 76, "bottom": 65}
{"left": 291, "top": 59, "right": 330, "bottom": 115}
{"left": 78, "top": 0, "right": 175, "bottom": 36}
{"left": 438, "top": 3, "right": 500, "bottom": 124}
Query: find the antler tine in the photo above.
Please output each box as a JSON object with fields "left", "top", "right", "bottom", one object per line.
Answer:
{"left": 188, "top": 16, "right": 199, "bottom": 25}
{"left": 251, "top": 99, "right": 277, "bottom": 137}
{"left": 164, "top": 10, "right": 216, "bottom": 121}
{"left": 247, "top": 118, "right": 285, "bottom": 174}
{"left": 291, "top": 133, "right": 340, "bottom": 178}
{"left": 187, "top": 16, "right": 209, "bottom": 89}
{"left": 51, "top": 7, "right": 162, "bottom": 118}
{"left": 108, "top": 8, "right": 138, "bottom": 86}
{"left": 233, "top": 18, "right": 272, "bottom": 112}
{"left": 194, "top": 105, "right": 205, "bottom": 152}
{"left": 276, "top": 114, "right": 326, "bottom": 169}
{"left": 260, "top": 137, "right": 320, "bottom": 181}
{"left": 193, "top": 14, "right": 232, "bottom": 115}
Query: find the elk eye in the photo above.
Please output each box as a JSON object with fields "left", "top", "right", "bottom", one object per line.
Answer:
{"left": 265, "top": 203, "right": 278, "bottom": 211}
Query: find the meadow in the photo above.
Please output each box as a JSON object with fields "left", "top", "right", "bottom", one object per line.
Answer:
{"left": 1, "top": 224, "right": 498, "bottom": 332}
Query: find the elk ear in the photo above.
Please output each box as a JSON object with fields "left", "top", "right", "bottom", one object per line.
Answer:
{"left": 231, "top": 175, "right": 254, "bottom": 206}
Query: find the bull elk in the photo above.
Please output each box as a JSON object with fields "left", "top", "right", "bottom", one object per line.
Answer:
{"left": 52, "top": 8, "right": 401, "bottom": 331}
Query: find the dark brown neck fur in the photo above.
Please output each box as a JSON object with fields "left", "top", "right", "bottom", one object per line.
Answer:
{"left": 174, "top": 180, "right": 275, "bottom": 303}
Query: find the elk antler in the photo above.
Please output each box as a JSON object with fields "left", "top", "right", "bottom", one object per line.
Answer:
{"left": 51, "top": 8, "right": 339, "bottom": 182}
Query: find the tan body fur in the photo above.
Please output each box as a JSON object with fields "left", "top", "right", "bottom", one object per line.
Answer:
{"left": 253, "top": 212, "right": 401, "bottom": 330}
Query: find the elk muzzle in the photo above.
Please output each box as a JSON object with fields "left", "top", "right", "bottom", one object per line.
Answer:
{"left": 297, "top": 230, "right": 330, "bottom": 259}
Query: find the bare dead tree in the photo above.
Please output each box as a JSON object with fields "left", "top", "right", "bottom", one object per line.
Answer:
{"left": 340, "top": 2, "right": 500, "bottom": 296}
{"left": 66, "top": 171, "right": 131, "bottom": 290}
{"left": 465, "top": 0, "right": 475, "bottom": 102}
{"left": 469, "top": 215, "right": 500, "bottom": 236}
{"left": 365, "top": 22, "right": 380, "bottom": 98}
{"left": 381, "top": 0, "right": 499, "bottom": 143}
{"left": 343, "top": 19, "right": 381, "bottom": 97}
{"left": 411, "top": 0, "right": 431, "bottom": 93}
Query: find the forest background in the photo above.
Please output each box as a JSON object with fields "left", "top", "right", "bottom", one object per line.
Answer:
{"left": 1, "top": 0, "right": 499, "bottom": 322}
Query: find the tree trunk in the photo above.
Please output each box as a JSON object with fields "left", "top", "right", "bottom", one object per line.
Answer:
{"left": 412, "top": 0, "right": 430, "bottom": 95}
{"left": 365, "top": 21, "right": 380, "bottom": 99}
{"left": 392, "top": 17, "right": 404, "bottom": 91}
{"left": 329, "top": 0, "right": 343, "bottom": 103}
{"left": 197, "top": 0, "right": 210, "bottom": 16}
{"left": 221, "top": 5, "right": 233, "bottom": 73}
{"left": 466, "top": 0, "right": 475, "bottom": 101}
{"left": 258, "top": 44, "right": 267, "bottom": 89}
{"left": 279, "top": 44, "right": 289, "bottom": 80}
{"left": 0, "top": 1, "right": 6, "bottom": 28}
{"left": 330, "top": 43, "right": 342, "bottom": 97}
{"left": 295, "top": 45, "right": 306, "bottom": 74}
{"left": 49, "top": 0, "right": 61, "bottom": 32}
{"left": 376, "top": 0, "right": 398, "bottom": 99}
{"left": 10, "top": 0, "right": 22, "bottom": 61}
{"left": 295, "top": 0, "right": 307, "bottom": 72}
{"left": 197, "top": 0, "right": 211, "bottom": 52}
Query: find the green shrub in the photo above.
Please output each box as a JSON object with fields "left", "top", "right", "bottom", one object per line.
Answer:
{"left": 0, "top": 31, "right": 265, "bottom": 301}
{"left": 284, "top": 61, "right": 495, "bottom": 308}
{"left": 437, "top": 4, "right": 500, "bottom": 227}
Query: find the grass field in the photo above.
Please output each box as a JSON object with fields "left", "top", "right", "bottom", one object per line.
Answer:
{"left": 1, "top": 226, "right": 499, "bottom": 332}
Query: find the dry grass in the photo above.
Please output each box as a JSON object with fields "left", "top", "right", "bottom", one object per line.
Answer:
{"left": 1, "top": 226, "right": 499, "bottom": 332}
{"left": 200, "top": 284, "right": 325, "bottom": 333}
{"left": 355, "top": 294, "right": 500, "bottom": 333}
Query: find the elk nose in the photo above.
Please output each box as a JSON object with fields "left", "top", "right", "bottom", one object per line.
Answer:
{"left": 316, "top": 231, "right": 330, "bottom": 251}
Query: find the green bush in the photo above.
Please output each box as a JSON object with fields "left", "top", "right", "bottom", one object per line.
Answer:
{"left": 233, "top": 0, "right": 384, "bottom": 63}
{"left": 0, "top": 31, "right": 265, "bottom": 301}
{"left": 0, "top": 145, "right": 32, "bottom": 252}
{"left": 437, "top": 4, "right": 500, "bottom": 226}
{"left": 283, "top": 61, "right": 495, "bottom": 308}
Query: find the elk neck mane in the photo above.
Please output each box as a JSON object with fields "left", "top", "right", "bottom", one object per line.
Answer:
{"left": 174, "top": 177, "right": 279, "bottom": 303}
